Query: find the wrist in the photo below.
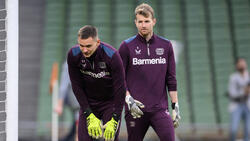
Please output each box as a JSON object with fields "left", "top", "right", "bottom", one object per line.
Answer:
{"left": 83, "top": 107, "right": 93, "bottom": 117}
{"left": 112, "top": 113, "right": 120, "bottom": 122}
{"left": 125, "top": 95, "right": 132, "bottom": 103}
{"left": 171, "top": 102, "right": 179, "bottom": 109}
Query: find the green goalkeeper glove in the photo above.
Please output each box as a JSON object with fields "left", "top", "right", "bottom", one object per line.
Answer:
{"left": 86, "top": 113, "right": 103, "bottom": 139}
{"left": 171, "top": 103, "right": 181, "bottom": 128}
{"left": 103, "top": 116, "right": 119, "bottom": 141}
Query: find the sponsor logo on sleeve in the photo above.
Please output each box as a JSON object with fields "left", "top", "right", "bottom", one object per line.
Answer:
{"left": 130, "top": 121, "right": 136, "bottom": 127}
{"left": 165, "top": 109, "right": 170, "bottom": 115}
{"left": 155, "top": 48, "right": 164, "bottom": 55}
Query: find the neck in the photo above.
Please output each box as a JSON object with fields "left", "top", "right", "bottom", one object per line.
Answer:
{"left": 140, "top": 32, "right": 153, "bottom": 42}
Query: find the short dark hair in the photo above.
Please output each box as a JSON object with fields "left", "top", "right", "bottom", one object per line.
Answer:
{"left": 78, "top": 25, "right": 98, "bottom": 39}
{"left": 235, "top": 57, "right": 245, "bottom": 64}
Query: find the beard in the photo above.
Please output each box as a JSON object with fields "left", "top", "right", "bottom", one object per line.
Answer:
{"left": 237, "top": 67, "right": 245, "bottom": 73}
{"left": 139, "top": 29, "right": 151, "bottom": 37}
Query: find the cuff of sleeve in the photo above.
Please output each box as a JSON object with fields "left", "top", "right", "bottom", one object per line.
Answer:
{"left": 112, "top": 113, "right": 120, "bottom": 122}
{"left": 83, "top": 107, "right": 92, "bottom": 117}
{"left": 168, "top": 84, "right": 177, "bottom": 91}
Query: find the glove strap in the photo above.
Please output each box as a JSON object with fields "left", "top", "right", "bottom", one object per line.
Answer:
{"left": 112, "top": 113, "right": 120, "bottom": 122}
{"left": 171, "top": 103, "right": 176, "bottom": 109}
{"left": 171, "top": 102, "right": 179, "bottom": 109}
{"left": 83, "top": 107, "right": 93, "bottom": 117}
{"left": 125, "top": 95, "right": 132, "bottom": 104}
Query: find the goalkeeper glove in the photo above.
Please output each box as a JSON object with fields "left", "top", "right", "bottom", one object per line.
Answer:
{"left": 171, "top": 102, "right": 181, "bottom": 128}
{"left": 84, "top": 108, "right": 103, "bottom": 139}
{"left": 103, "top": 114, "right": 120, "bottom": 141}
{"left": 125, "top": 95, "right": 145, "bottom": 119}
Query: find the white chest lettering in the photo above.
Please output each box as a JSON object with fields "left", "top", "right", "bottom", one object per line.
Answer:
{"left": 132, "top": 57, "right": 166, "bottom": 65}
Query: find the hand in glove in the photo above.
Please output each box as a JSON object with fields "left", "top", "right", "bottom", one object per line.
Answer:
{"left": 86, "top": 113, "right": 103, "bottom": 139}
{"left": 171, "top": 103, "right": 181, "bottom": 128}
{"left": 103, "top": 117, "right": 119, "bottom": 141}
{"left": 125, "top": 95, "right": 145, "bottom": 119}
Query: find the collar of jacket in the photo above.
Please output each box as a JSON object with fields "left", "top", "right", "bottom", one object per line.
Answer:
{"left": 80, "top": 42, "right": 104, "bottom": 60}
{"left": 136, "top": 33, "right": 156, "bottom": 44}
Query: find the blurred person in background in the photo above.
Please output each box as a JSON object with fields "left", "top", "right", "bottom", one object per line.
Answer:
{"left": 228, "top": 57, "right": 250, "bottom": 141}
{"left": 67, "top": 25, "right": 126, "bottom": 141}
{"left": 119, "top": 3, "right": 180, "bottom": 141}
{"left": 54, "top": 61, "right": 80, "bottom": 141}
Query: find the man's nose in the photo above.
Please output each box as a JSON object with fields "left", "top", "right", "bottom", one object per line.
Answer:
{"left": 142, "top": 22, "right": 146, "bottom": 27}
{"left": 82, "top": 47, "right": 88, "bottom": 53}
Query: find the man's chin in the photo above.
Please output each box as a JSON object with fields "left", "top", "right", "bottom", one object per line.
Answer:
{"left": 83, "top": 54, "right": 91, "bottom": 57}
{"left": 141, "top": 33, "right": 149, "bottom": 37}
{"left": 140, "top": 32, "right": 149, "bottom": 37}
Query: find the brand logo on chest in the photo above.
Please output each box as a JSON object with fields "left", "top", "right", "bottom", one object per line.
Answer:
{"left": 135, "top": 46, "right": 141, "bottom": 55}
{"left": 81, "top": 59, "right": 87, "bottom": 68}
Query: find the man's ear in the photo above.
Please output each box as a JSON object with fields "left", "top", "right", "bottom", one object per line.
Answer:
{"left": 97, "top": 39, "right": 100, "bottom": 43}
{"left": 153, "top": 18, "right": 156, "bottom": 26}
{"left": 96, "top": 39, "right": 101, "bottom": 46}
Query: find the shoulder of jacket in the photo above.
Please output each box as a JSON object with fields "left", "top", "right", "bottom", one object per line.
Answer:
{"left": 101, "top": 43, "right": 116, "bottom": 59}
{"left": 124, "top": 35, "right": 137, "bottom": 44}
{"left": 71, "top": 45, "right": 81, "bottom": 56}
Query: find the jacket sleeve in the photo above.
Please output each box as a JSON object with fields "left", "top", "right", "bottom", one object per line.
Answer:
{"left": 110, "top": 51, "right": 126, "bottom": 118}
{"left": 67, "top": 50, "right": 90, "bottom": 111}
{"left": 118, "top": 42, "right": 129, "bottom": 90}
{"left": 166, "top": 41, "right": 177, "bottom": 91}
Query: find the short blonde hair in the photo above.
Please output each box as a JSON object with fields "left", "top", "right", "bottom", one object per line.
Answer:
{"left": 135, "top": 3, "right": 155, "bottom": 19}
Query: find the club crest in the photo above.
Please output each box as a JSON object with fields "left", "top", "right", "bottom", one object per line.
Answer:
{"left": 99, "top": 62, "right": 106, "bottom": 69}
{"left": 155, "top": 48, "right": 164, "bottom": 55}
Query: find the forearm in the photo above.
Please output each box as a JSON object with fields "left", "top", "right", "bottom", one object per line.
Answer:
{"left": 68, "top": 63, "right": 89, "bottom": 111}
{"left": 169, "top": 91, "right": 178, "bottom": 103}
{"left": 113, "top": 87, "right": 126, "bottom": 117}
{"left": 111, "top": 51, "right": 126, "bottom": 118}
{"left": 71, "top": 82, "right": 90, "bottom": 111}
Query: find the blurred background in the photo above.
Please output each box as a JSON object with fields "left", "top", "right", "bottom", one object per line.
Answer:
{"left": 17, "top": 0, "right": 250, "bottom": 140}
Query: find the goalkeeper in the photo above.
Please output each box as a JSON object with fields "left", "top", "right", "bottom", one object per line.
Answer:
{"left": 67, "top": 25, "right": 126, "bottom": 141}
{"left": 118, "top": 3, "right": 180, "bottom": 141}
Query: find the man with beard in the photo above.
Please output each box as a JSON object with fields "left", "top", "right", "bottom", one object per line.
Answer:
{"left": 119, "top": 3, "right": 180, "bottom": 141}
{"left": 228, "top": 57, "right": 250, "bottom": 141}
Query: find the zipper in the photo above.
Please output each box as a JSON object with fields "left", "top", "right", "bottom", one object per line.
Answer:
{"left": 147, "top": 43, "right": 150, "bottom": 56}
{"left": 86, "top": 59, "right": 94, "bottom": 70}
{"left": 92, "top": 61, "right": 95, "bottom": 70}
